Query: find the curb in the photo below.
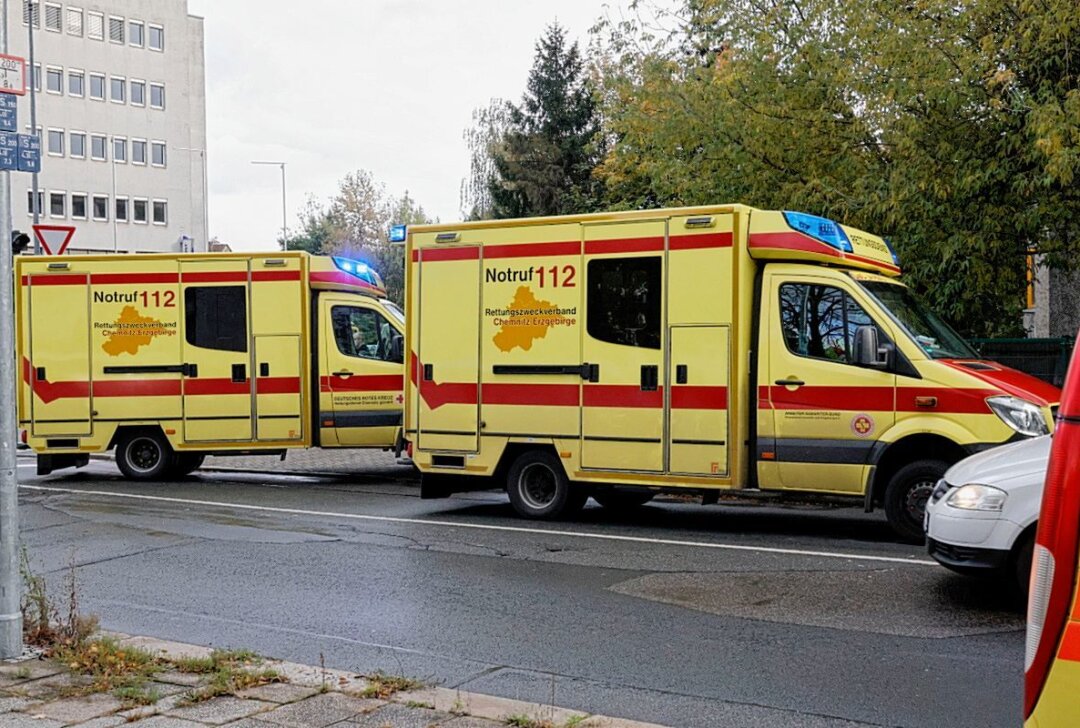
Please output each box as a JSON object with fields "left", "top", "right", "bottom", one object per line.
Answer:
{"left": 103, "top": 632, "right": 672, "bottom": 728}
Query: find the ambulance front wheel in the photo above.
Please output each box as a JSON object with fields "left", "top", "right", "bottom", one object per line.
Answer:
{"left": 884, "top": 459, "right": 948, "bottom": 543}
{"left": 172, "top": 453, "right": 206, "bottom": 477}
{"left": 507, "top": 450, "right": 587, "bottom": 520}
{"left": 116, "top": 431, "right": 174, "bottom": 481}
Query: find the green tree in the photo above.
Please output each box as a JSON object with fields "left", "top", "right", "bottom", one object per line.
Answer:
{"left": 279, "top": 197, "right": 342, "bottom": 255}
{"left": 486, "top": 22, "right": 605, "bottom": 218}
{"left": 593, "top": 0, "right": 1080, "bottom": 336}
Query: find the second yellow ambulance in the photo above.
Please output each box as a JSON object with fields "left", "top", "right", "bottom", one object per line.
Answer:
{"left": 403, "top": 204, "right": 1060, "bottom": 540}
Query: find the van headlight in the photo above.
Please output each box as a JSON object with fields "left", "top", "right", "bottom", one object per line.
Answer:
{"left": 946, "top": 484, "right": 1008, "bottom": 511}
{"left": 986, "top": 396, "right": 1049, "bottom": 437}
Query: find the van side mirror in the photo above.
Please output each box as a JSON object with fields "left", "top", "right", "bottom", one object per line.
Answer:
{"left": 389, "top": 334, "right": 404, "bottom": 364}
{"left": 853, "top": 325, "right": 890, "bottom": 369}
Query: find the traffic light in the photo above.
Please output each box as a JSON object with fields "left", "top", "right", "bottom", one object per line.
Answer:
{"left": 11, "top": 230, "right": 29, "bottom": 254}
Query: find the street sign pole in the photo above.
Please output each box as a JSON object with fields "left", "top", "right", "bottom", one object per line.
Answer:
{"left": 0, "top": 0, "right": 24, "bottom": 659}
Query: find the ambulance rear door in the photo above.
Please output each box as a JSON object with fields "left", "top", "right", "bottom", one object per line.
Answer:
{"left": 180, "top": 260, "right": 254, "bottom": 442}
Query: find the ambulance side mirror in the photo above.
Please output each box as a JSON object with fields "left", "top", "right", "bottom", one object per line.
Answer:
{"left": 853, "top": 325, "right": 890, "bottom": 369}
{"left": 389, "top": 334, "right": 404, "bottom": 364}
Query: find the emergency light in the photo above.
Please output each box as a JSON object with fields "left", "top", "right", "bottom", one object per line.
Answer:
{"left": 883, "top": 237, "right": 901, "bottom": 266}
{"left": 389, "top": 225, "right": 407, "bottom": 243}
{"left": 783, "top": 211, "right": 854, "bottom": 254}
{"left": 332, "top": 256, "right": 378, "bottom": 285}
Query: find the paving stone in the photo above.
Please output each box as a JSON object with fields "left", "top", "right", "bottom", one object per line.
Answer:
{"left": 255, "top": 692, "right": 383, "bottom": 727}
{"left": 0, "top": 713, "right": 67, "bottom": 728}
{"left": 435, "top": 718, "right": 505, "bottom": 728}
{"left": 0, "top": 695, "right": 34, "bottom": 712}
{"left": 235, "top": 683, "right": 320, "bottom": 704}
{"left": 118, "top": 637, "right": 214, "bottom": 661}
{"left": 345, "top": 702, "right": 452, "bottom": 727}
{"left": 0, "top": 662, "right": 64, "bottom": 684}
{"left": 124, "top": 716, "right": 210, "bottom": 728}
{"left": 166, "top": 696, "right": 275, "bottom": 725}
{"left": 118, "top": 692, "right": 188, "bottom": 721}
{"left": 33, "top": 692, "right": 124, "bottom": 723}
{"left": 70, "top": 716, "right": 128, "bottom": 728}
{"left": 154, "top": 671, "right": 205, "bottom": 687}
{"left": 216, "top": 721, "right": 276, "bottom": 728}
{"left": 13, "top": 672, "right": 94, "bottom": 698}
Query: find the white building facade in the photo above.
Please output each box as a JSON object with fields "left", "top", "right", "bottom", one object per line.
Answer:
{"left": 8, "top": 0, "right": 206, "bottom": 253}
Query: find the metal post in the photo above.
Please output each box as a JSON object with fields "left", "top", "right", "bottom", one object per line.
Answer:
{"left": 26, "top": 0, "right": 37, "bottom": 251}
{"left": 279, "top": 163, "right": 286, "bottom": 249}
{"left": 0, "top": 0, "right": 26, "bottom": 659}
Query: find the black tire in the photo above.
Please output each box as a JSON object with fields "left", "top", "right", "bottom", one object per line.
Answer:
{"left": 884, "top": 459, "right": 949, "bottom": 543}
{"left": 172, "top": 453, "right": 206, "bottom": 477}
{"left": 592, "top": 489, "right": 655, "bottom": 511}
{"left": 115, "top": 431, "right": 174, "bottom": 481}
{"left": 506, "top": 450, "right": 584, "bottom": 520}
{"left": 1012, "top": 531, "right": 1035, "bottom": 597}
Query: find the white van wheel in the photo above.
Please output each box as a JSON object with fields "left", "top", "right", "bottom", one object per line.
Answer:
{"left": 506, "top": 450, "right": 585, "bottom": 520}
{"left": 116, "top": 431, "right": 173, "bottom": 481}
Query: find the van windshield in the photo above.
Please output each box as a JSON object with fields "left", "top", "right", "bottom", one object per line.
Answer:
{"left": 382, "top": 300, "right": 405, "bottom": 325}
{"left": 858, "top": 280, "right": 978, "bottom": 360}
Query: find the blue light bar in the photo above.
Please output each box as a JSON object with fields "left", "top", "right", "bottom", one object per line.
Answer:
{"left": 332, "top": 256, "right": 376, "bottom": 284}
{"left": 389, "top": 224, "right": 407, "bottom": 243}
{"left": 783, "top": 211, "right": 854, "bottom": 254}
{"left": 883, "top": 237, "right": 901, "bottom": 266}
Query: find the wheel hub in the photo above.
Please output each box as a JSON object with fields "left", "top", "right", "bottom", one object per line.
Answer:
{"left": 905, "top": 478, "right": 937, "bottom": 521}
{"left": 519, "top": 463, "right": 557, "bottom": 510}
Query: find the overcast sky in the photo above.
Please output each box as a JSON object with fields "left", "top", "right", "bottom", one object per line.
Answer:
{"left": 185, "top": 0, "right": 624, "bottom": 251}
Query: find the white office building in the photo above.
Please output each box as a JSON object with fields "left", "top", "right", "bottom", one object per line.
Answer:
{"left": 7, "top": 0, "right": 207, "bottom": 253}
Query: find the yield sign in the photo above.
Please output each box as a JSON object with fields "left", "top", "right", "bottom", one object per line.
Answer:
{"left": 33, "top": 224, "right": 76, "bottom": 255}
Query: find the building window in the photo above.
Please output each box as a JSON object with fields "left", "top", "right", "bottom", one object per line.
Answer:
{"left": 91, "top": 134, "right": 107, "bottom": 161}
{"left": 43, "top": 3, "right": 60, "bottom": 31}
{"left": 87, "top": 11, "right": 103, "bottom": 40}
{"left": 113, "top": 137, "right": 127, "bottom": 163}
{"left": 129, "top": 20, "right": 144, "bottom": 46}
{"left": 45, "top": 66, "right": 62, "bottom": 94}
{"left": 148, "top": 25, "right": 164, "bottom": 51}
{"left": 27, "top": 190, "right": 43, "bottom": 216}
{"left": 49, "top": 191, "right": 65, "bottom": 218}
{"left": 70, "top": 131, "right": 85, "bottom": 158}
{"left": 130, "top": 80, "right": 145, "bottom": 106}
{"left": 115, "top": 197, "right": 128, "bottom": 223}
{"left": 71, "top": 193, "right": 87, "bottom": 220}
{"left": 110, "top": 76, "right": 125, "bottom": 103}
{"left": 132, "top": 139, "right": 147, "bottom": 165}
{"left": 185, "top": 288, "right": 247, "bottom": 352}
{"left": 586, "top": 257, "right": 663, "bottom": 349}
{"left": 32, "top": 63, "right": 40, "bottom": 92}
{"left": 22, "top": 1, "right": 39, "bottom": 27}
{"left": 151, "top": 141, "right": 166, "bottom": 167}
{"left": 89, "top": 73, "right": 105, "bottom": 101}
{"left": 108, "top": 16, "right": 124, "bottom": 43}
{"left": 47, "top": 128, "right": 63, "bottom": 156}
{"left": 65, "top": 6, "right": 83, "bottom": 35}
{"left": 149, "top": 84, "right": 165, "bottom": 109}
{"left": 152, "top": 200, "right": 167, "bottom": 225}
{"left": 68, "top": 70, "right": 84, "bottom": 97}
{"left": 132, "top": 198, "right": 148, "bottom": 224}
{"left": 92, "top": 195, "right": 109, "bottom": 221}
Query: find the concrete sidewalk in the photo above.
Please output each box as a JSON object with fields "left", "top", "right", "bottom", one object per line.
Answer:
{"left": 0, "top": 634, "right": 670, "bottom": 728}
{"left": 201, "top": 449, "right": 415, "bottom": 481}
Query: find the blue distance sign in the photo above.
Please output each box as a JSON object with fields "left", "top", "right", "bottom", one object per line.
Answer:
{"left": 0, "top": 131, "right": 16, "bottom": 171}
{"left": 17, "top": 132, "right": 39, "bottom": 173}
{"left": 0, "top": 93, "right": 16, "bottom": 133}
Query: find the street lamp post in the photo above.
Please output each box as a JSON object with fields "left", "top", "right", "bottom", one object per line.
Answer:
{"left": 175, "top": 146, "right": 208, "bottom": 251}
{"left": 251, "top": 161, "right": 287, "bottom": 250}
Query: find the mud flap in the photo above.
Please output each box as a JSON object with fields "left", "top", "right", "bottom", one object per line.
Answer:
{"left": 37, "top": 453, "right": 90, "bottom": 476}
{"left": 420, "top": 474, "right": 454, "bottom": 500}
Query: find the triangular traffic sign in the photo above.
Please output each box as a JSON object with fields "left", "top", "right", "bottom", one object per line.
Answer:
{"left": 33, "top": 224, "right": 76, "bottom": 255}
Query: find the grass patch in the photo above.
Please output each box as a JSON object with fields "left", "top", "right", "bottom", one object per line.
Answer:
{"left": 504, "top": 716, "right": 556, "bottom": 728}
{"left": 405, "top": 699, "right": 434, "bottom": 709}
{"left": 54, "top": 637, "right": 162, "bottom": 693}
{"left": 12, "top": 666, "right": 32, "bottom": 680}
{"left": 113, "top": 683, "right": 163, "bottom": 707}
{"left": 177, "top": 651, "right": 284, "bottom": 704}
{"left": 357, "top": 671, "right": 424, "bottom": 699}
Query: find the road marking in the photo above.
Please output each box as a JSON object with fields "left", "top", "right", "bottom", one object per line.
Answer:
{"left": 20, "top": 484, "right": 937, "bottom": 566}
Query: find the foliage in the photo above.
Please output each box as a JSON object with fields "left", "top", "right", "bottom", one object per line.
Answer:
{"left": 461, "top": 99, "right": 511, "bottom": 220}
{"left": 482, "top": 23, "right": 606, "bottom": 219}
{"left": 280, "top": 171, "right": 434, "bottom": 306}
{"left": 358, "top": 670, "right": 424, "bottom": 699}
{"left": 592, "top": 0, "right": 1080, "bottom": 336}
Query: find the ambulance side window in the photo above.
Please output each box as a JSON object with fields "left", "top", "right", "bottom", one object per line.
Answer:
{"left": 184, "top": 286, "right": 247, "bottom": 353}
{"left": 587, "top": 257, "right": 661, "bottom": 349}
{"left": 331, "top": 306, "right": 395, "bottom": 362}
{"left": 779, "top": 283, "right": 878, "bottom": 365}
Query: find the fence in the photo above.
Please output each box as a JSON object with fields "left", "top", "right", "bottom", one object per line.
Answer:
{"left": 969, "top": 337, "right": 1075, "bottom": 387}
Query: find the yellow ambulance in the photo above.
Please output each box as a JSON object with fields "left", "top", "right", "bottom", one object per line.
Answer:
{"left": 402, "top": 204, "right": 1061, "bottom": 540}
{"left": 16, "top": 251, "right": 406, "bottom": 480}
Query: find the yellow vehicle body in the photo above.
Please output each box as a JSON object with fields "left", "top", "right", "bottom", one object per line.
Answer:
{"left": 404, "top": 204, "right": 1060, "bottom": 536}
{"left": 16, "top": 251, "right": 406, "bottom": 478}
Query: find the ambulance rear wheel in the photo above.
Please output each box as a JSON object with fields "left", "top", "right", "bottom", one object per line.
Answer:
{"left": 172, "top": 453, "right": 206, "bottom": 477}
{"left": 884, "top": 459, "right": 948, "bottom": 543}
{"left": 507, "top": 450, "right": 584, "bottom": 520}
{"left": 116, "top": 431, "right": 174, "bottom": 481}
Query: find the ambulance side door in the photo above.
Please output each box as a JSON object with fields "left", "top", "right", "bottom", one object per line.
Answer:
{"left": 319, "top": 296, "right": 404, "bottom": 448}
{"left": 759, "top": 267, "right": 896, "bottom": 494}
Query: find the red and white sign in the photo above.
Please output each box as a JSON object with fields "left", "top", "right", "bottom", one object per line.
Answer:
{"left": 33, "top": 225, "right": 76, "bottom": 255}
{"left": 0, "top": 54, "right": 26, "bottom": 96}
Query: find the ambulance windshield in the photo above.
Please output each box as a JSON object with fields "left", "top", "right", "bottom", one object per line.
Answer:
{"left": 859, "top": 281, "right": 978, "bottom": 360}
{"left": 382, "top": 301, "right": 405, "bottom": 324}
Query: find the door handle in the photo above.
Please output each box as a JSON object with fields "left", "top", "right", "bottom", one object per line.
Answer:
{"left": 232, "top": 364, "right": 247, "bottom": 383}
{"left": 640, "top": 365, "right": 659, "bottom": 391}
{"left": 423, "top": 364, "right": 433, "bottom": 381}
{"left": 333, "top": 369, "right": 354, "bottom": 378}
{"left": 775, "top": 378, "right": 805, "bottom": 387}
{"left": 181, "top": 363, "right": 198, "bottom": 378}
{"left": 260, "top": 363, "right": 270, "bottom": 377}
{"left": 676, "top": 365, "right": 688, "bottom": 384}
{"left": 35, "top": 367, "right": 46, "bottom": 381}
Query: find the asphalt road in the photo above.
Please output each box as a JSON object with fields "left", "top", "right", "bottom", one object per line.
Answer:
{"left": 15, "top": 458, "right": 1024, "bottom": 728}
